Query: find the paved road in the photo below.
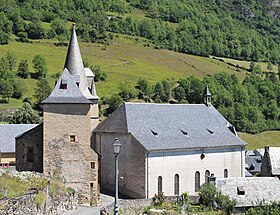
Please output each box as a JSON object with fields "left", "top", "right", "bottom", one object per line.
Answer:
{"left": 62, "top": 194, "right": 114, "bottom": 215}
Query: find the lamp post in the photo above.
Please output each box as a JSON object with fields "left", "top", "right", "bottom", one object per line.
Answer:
{"left": 113, "top": 138, "right": 121, "bottom": 215}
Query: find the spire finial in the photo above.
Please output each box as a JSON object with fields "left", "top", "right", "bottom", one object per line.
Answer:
{"left": 204, "top": 85, "right": 212, "bottom": 106}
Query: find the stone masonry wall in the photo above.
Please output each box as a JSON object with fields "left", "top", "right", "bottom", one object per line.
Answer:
{"left": 43, "top": 104, "right": 99, "bottom": 204}
{"left": 0, "top": 190, "right": 77, "bottom": 215}
{"left": 16, "top": 124, "right": 43, "bottom": 172}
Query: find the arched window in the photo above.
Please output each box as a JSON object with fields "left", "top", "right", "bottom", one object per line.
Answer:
{"left": 195, "top": 171, "right": 200, "bottom": 192}
{"left": 205, "top": 170, "right": 210, "bottom": 183}
{"left": 174, "top": 174, "right": 179, "bottom": 195}
{"left": 224, "top": 169, "right": 228, "bottom": 178}
{"left": 158, "top": 176, "right": 162, "bottom": 194}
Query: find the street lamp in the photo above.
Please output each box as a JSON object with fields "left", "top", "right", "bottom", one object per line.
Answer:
{"left": 113, "top": 138, "right": 121, "bottom": 215}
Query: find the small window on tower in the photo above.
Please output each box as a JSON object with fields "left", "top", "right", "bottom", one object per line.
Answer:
{"left": 60, "top": 83, "right": 67, "bottom": 89}
{"left": 70, "top": 135, "right": 76, "bottom": 143}
{"left": 90, "top": 162, "right": 95, "bottom": 169}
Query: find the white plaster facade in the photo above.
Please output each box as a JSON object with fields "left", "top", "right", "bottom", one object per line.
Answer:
{"left": 96, "top": 132, "right": 245, "bottom": 198}
{"left": 146, "top": 147, "right": 245, "bottom": 198}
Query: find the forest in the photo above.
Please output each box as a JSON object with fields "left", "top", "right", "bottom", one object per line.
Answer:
{"left": 0, "top": 0, "right": 279, "bottom": 135}
{"left": 0, "top": 0, "right": 280, "bottom": 63}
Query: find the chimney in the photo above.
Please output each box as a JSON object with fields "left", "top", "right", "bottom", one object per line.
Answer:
{"left": 264, "top": 145, "right": 269, "bottom": 153}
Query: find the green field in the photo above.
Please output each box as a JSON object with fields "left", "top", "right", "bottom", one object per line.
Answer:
{"left": 239, "top": 131, "right": 280, "bottom": 150}
{"left": 0, "top": 35, "right": 247, "bottom": 109}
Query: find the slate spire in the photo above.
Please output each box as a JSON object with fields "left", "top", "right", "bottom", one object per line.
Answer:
{"left": 64, "top": 24, "right": 94, "bottom": 100}
{"left": 64, "top": 24, "right": 84, "bottom": 76}
{"left": 204, "top": 85, "right": 212, "bottom": 106}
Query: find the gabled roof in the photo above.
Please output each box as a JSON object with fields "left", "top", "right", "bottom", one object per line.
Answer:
{"left": 0, "top": 124, "right": 38, "bottom": 153}
{"left": 267, "top": 147, "right": 280, "bottom": 175}
{"left": 95, "top": 103, "right": 246, "bottom": 151}
{"left": 217, "top": 177, "right": 280, "bottom": 207}
{"left": 42, "top": 69, "right": 92, "bottom": 104}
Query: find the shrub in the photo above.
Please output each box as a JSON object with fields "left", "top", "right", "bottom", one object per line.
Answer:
{"left": 199, "top": 183, "right": 216, "bottom": 207}
{"left": 34, "top": 192, "right": 46, "bottom": 209}
{"left": 152, "top": 192, "right": 165, "bottom": 206}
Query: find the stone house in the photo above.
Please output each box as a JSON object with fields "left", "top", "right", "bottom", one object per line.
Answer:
{"left": 93, "top": 90, "right": 247, "bottom": 198}
{"left": 15, "top": 26, "right": 100, "bottom": 204}
{"left": 0, "top": 124, "right": 38, "bottom": 166}
{"left": 261, "top": 146, "right": 280, "bottom": 178}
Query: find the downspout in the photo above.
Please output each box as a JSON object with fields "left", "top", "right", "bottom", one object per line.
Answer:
{"left": 241, "top": 147, "right": 243, "bottom": 177}
{"left": 146, "top": 153, "right": 149, "bottom": 198}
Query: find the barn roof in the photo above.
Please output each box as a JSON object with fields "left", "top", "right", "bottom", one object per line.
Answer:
{"left": 42, "top": 68, "right": 92, "bottom": 104}
{"left": 0, "top": 124, "right": 38, "bottom": 153}
{"left": 95, "top": 103, "right": 246, "bottom": 151}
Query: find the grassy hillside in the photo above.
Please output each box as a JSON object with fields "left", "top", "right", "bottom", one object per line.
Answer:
{"left": 0, "top": 35, "right": 248, "bottom": 109}
{"left": 239, "top": 131, "right": 280, "bottom": 150}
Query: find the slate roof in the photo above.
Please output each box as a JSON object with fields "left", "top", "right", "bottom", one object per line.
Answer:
{"left": 0, "top": 124, "right": 38, "bottom": 153}
{"left": 95, "top": 103, "right": 246, "bottom": 151}
{"left": 64, "top": 25, "right": 95, "bottom": 100}
{"left": 42, "top": 69, "right": 92, "bottom": 104}
{"left": 245, "top": 150, "right": 262, "bottom": 174}
{"left": 267, "top": 147, "right": 280, "bottom": 175}
{"left": 216, "top": 177, "right": 280, "bottom": 207}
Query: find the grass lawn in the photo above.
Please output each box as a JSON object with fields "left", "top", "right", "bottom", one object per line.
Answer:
{"left": 0, "top": 34, "right": 247, "bottom": 109}
{"left": 238, "top": 131, "right": 280, "bottom": 150}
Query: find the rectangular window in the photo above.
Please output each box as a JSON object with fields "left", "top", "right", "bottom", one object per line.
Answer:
{"left": 70, "top": 135, "right": 76, "bottom": 143}
{"left": 27, "top": 147, "right": 34, "bottom": 163}
{"left": 91, "top": 162, "right": 95, "bottom": 169}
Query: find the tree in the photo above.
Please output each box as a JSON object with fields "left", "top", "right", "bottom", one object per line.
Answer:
{"left": 137, "top": 78, "right": 152, "bottom": 101}
{"left": 0, "top": 80, "right": 13, "bottom": 102}
{"left": 267, "top": 62, "right": 273, "bottom": 71}
{"left": 118, "top": 81, "right": 136, "bottom": 101}
{"left": 10, "top": 102, "right": 40, "bottom": 124}
{"left": 153, "top": 82, "right": 164, "bottom": 103}
{"left": 26, "top": 22, "right": 45, "bottom": 39}
{"left": 34, "top": 78, "right": 51, "bottom": 109}
{"left": 50, "top": 18, "right": 67, "bottom": 35}
{"left": 17, "top": 32, "right": 30, "bottom": 43}
{"left": 32, "top": 55, "right": 48, "bottom": 78}
{"left": 17, "top": 59, "right": 29, "bottom": 78}
{"left": 107, "top": 94, "right": 123, "bottom": 114}
{"left": 90, "top": 65, "right": 107, "bottom": 82}
{"left": 5, "top": 51, "right": 16, "bottom": 71}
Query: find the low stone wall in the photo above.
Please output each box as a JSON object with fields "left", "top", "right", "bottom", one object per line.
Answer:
{"left": 0, "top": 189, "right": 77, "bottom": 215}
{"left": 106, "top": 198, "right": 153, "bottom": 215}
{"left": 105, "top": 195, "right": 200, "bottom": 214}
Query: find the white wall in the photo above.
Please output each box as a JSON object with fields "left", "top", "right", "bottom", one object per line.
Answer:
{"left": 146, "top": 147, "right": 244, "bottom": 198}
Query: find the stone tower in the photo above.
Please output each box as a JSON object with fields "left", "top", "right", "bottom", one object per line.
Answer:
{"left": 42, "top": 26, "right": 99, "bottom": 204}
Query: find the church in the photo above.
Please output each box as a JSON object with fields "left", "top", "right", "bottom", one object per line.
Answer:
{"left": 14, "top": 26, "right": 246, "bottom": 203}
{"left": 93, "top": 91, "right": 247, "bottom": 198}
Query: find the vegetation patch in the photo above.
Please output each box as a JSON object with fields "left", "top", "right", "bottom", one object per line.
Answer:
{"left": 34, "top": 191, "right": 46, "bottom": 209}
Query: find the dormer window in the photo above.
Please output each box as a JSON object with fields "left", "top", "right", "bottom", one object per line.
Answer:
{"left": 151, "top": 130, "right": 158, "bottom": 137}
{"left": 237, "top": 186, "right": 245, "bottom": 195}
{"left": 60, "top": 79, "right": 67, "bottom": 89}
{"left": 207, "top": 128, "right": 214, "bottom": 134}
{"left": 180, "top": 129, "right": 188, "bottom": 136}
{"left": 60, "top": 84, "right": 67, "bottom": 89}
